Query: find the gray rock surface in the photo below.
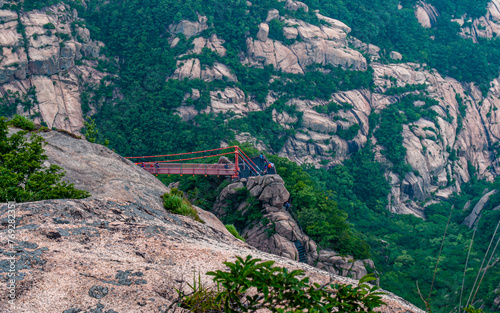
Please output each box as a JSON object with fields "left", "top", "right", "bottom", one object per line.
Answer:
{"left": 463, "top": 189, "right": 498, "bottom": 228}
{"left": 389, "top": 51, "right": 403, "bottom": 60}
{"left": 38, "top": 129, "right": 169, "bottom": 213}
{"left": 415, "top": 1, "right": 439, "bottom": 28}
{"left": 168, "top": 14, "right": 208, "bottom": 38}
{"left": 257, "top": 22, "right": 270, "bottom": 41}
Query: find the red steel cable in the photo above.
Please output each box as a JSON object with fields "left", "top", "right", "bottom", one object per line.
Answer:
{"left": 237, "top": 152, "right": 261, "bottom": 174}
{"left": 238, "top": 149, "right": 262, "bottom": 171}
{"left": 136, "top": 151, "right": 235, "bottom": 164}
{"left": 125, "top": 146, "right": 237, "bottom": 159}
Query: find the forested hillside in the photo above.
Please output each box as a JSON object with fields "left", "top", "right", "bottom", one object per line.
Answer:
{"left": 0, "top": 0, "right": 500, "bottom": 311}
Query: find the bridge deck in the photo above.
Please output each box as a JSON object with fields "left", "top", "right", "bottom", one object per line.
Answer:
{"left": 141, "top": 163, "right": 235, "bottom": 176}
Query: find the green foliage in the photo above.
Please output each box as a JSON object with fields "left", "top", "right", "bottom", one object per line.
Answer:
{"left": 337, "top": 123, "right": 360, "bottom": 140}
{"left": 160, "top": 175, "right": 230, "bottom": 210}
{"left": 43, "top": 23, "right": 56, "bottom": 30}
{"left": 314, "top": 101, "right": 353, "bottom": 114}
{"left": 0, "top": 117, "right": 90, "bottom": 202}
{"left": 268, "top": 18, "right": 287, "bottom": 42}
{"left": 10, "top": 114, "right": 35, "bottom": 131}
{"left": 225, "top": 224, "right": 245, "bottom": 241}
{"left": 374, "top": 94, "right": 438, "bottom": 176}
{"left": 463, "top": 306, "right": 484, "bottom": 313}
{"left": 188, "top": 255, "right": 386, "bottom": 312}
{"left": 176, "top": 272, "right": 225, "bottom": 312}
{"left": 22, "top": 0, "right": 60, "bottom": 11}
{"left": 55, "top": 32, "right": 71, "bottom": 41}
{"left": 270, "top": 65, "right": 374, "bottom": 101}
{"left": 0, "top": 87, "right": 38, "bottom": 117}
{"left": 268, "top": 154, "right": 370, "bottom": 259}
{"left": 83, "top": 117, "right": 109, "bottom": 147}
{"left": 162, "top": 189, "right": 204, "bottom": 223}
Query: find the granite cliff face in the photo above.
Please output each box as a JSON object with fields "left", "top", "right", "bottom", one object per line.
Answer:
{"left": 0, "top": 129, "right": 424, "bottom": 313}
{"left": 0, "top": 3, "right": 106, "bottom": 133}
{"left": 415, "top": 0, "right": 500, "bottom": 41}
{"left": 5, "top": 0, "right": 500, "bottom": 217}
{"left": 167, "top": 1, "right": 500, "bottom": 217}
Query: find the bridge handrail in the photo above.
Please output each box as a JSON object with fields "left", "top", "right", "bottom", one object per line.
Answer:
{"left": 136, "top": 151, "right": 235, "bottom": 164}
{"left": 237, "top": 151, "right": 261, "bottom": 175}
{"left": 125, "top": 146, "right": 237, "bottom": 160}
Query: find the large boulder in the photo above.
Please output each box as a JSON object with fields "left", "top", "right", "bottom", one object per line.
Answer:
{"left": 257, "top": 23, "right": 269, "bottom": 42}
{"left": 415, "top": 2, "right": 439, "bottom": 28}
{"left": 463, "top": 189, "right": 498, "bottom": 228}
{"left": 246, "top": 17, "right": 367, "bottom": 72}
{"left": 168, "top": 15, "right": 208, "bottom": 38}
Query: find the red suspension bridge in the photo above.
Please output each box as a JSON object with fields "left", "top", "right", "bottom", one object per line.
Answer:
{"left": 125, "top": 146, "right": 274, "bottom": 179}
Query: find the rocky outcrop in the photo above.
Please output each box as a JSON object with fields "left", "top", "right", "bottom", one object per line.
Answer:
{"left": 189, "top": 34, "right": 227, "bottom": 56}
{"left": 463, "top": 189, "right": 498, "bottom": 228}
{"left": 206, "top": 87, "right": 262, "bottom": 115}
{"left": 168, "top": 14, "right": 208, "bottom": 38}
{"left": 415, "top": 1, "right": 439, "bottom": 28}
{"left": 0, "top": 4, "right": 108, "bottom": 133}
{"left": 171, "top": 59, "right": 237, "bottom": 82}
{"left": 35, "top": 128, "right": 168, "bottom": 211}
{"left": 270, "top": 62, "right": 500, "bottom": 216}
{"left": 389, "top": 51, "right": 403, "bottom": 60}
{"left": 0, "top": 130, "right": 424, "bottom": 313}
{"left": 257, "top": 22, "right": 269, "bottom": 41}
{"left": 213, "top": 175, "right": 373, "bottom": 280}
{"left": 285, "top": 0, "right": 309, "bottom": 13}
{"left": 459, "top": 0, "right": 500, "bottom": 41}
{"left": 246, "top": 12, "right": 367, "bottom": 73}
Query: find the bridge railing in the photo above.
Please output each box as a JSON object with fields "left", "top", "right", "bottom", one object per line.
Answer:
{"left": 140, "top": 163, "right": 236, "bottom": 176}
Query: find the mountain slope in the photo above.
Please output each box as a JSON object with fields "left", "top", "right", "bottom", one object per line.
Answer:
{"left": 0, "top": 128, "right": 423, "bottom": 313}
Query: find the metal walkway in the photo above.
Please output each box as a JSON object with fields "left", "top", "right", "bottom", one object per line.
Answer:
{"left": 126, "top": 146, "right": 269, "bottom": 179}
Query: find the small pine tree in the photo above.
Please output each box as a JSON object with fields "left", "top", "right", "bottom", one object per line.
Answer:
{"left": 0, "top": 117, "right": 90, "bottom": 202}
{"left": 84, "top": 116, "right": 109, "bottom": 147}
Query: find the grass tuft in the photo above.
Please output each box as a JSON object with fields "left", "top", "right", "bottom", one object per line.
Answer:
{"left": 163, "top": 189, "right": 204, "bottom": 224}
{"left": 225, "top": 224, "right": 245, "bottom": 242}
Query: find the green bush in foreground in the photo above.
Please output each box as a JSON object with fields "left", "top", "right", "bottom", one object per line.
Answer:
{"left": 163, "top": 188, "right": 204, "bottom": 223}
{"left": 225, "top": 224, "right": 245, "bottom": 242}
{"left": 176, "top": 255, "right": 385, "bottom": 312}
{"left": 10, "top": 114, "right": 36, "bottom": 131}
{"left": 0, "top": 116, "right": 90, "bottom": 203}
